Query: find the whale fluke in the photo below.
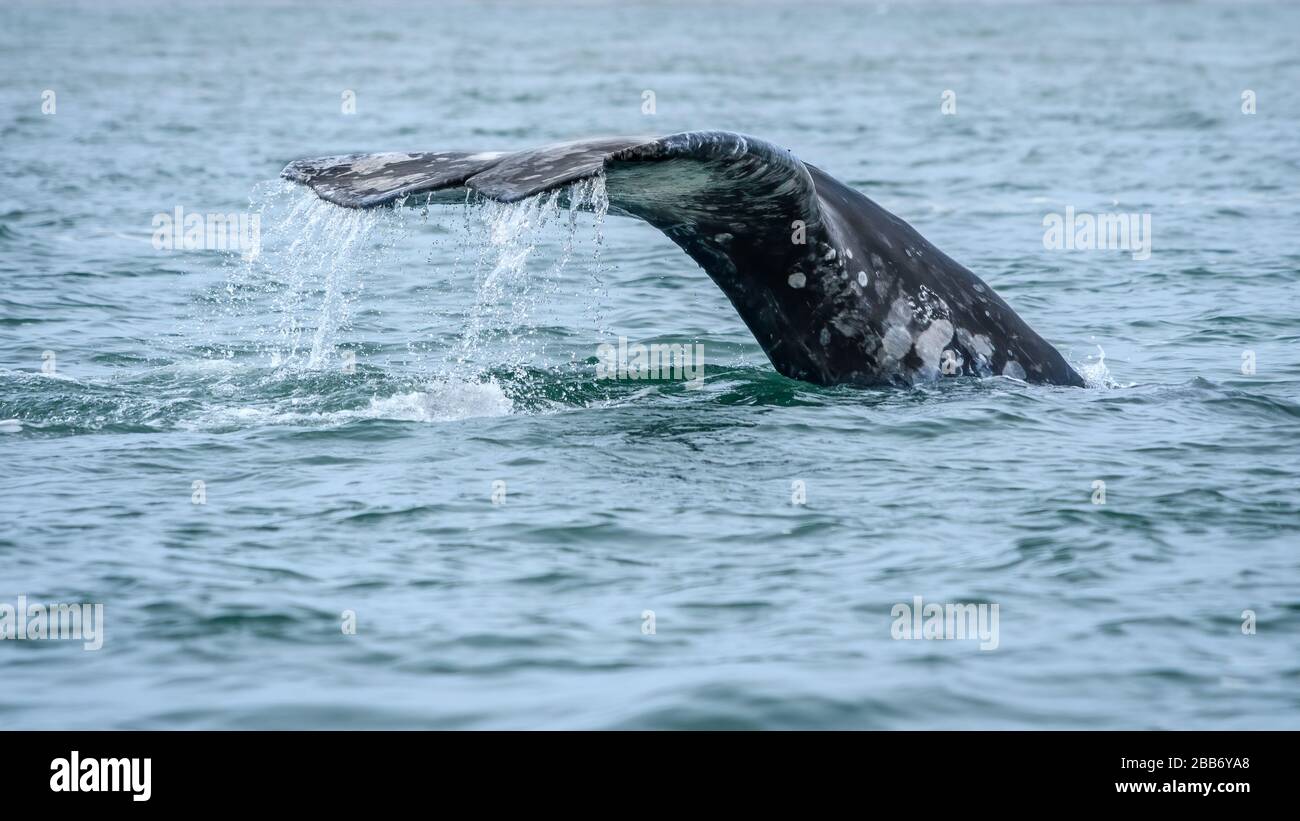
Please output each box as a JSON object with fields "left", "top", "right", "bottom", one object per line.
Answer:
{"left": 282, "top": 131, "right": 1084, "bottom": 388}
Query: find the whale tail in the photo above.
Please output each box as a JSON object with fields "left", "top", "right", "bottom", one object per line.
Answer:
{"left": 281, "top": 132, "right": 1084, "bottom": 388}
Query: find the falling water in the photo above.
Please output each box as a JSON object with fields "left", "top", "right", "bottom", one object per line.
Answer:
{"left": 197, "top": 176, "right": 613, "bottom": 405}
{"left": 449, "top": 177, "right": 611, "bottom": 383}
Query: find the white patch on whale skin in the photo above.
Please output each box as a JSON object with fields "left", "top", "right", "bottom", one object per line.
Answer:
{"left": 883, "top": 325, "right": 912, "bottom": 359}
{"left": 857, "top": 271, "right": 868, "bottom": 286}
{"left": 819, "top": 327, "right": 831, "bottom": 346}
{"left": 956, "top": 327, "right": 994, "bottom": 361}
{"left": 465, "top": 151, "right": 507, "bottom": 162}
{"left": 354, "top": 171, "right": 432, "bottom": 191}
{"left": 913, "top": 319, "right": 954, "bottom": 378}
{"left": 1002, "top": 360, "right": 1027, "bottom": 380}
{"left": 346, "top": 152, "right": 418, "bottom": 173}
{"left": 787, "top": 272, "right": 807, "bottom": 289}
{"left": 887, "top": 297, "right": 913, "bottom": 327}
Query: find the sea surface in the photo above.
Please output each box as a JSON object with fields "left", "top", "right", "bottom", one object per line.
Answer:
{"left": 1, "top": 0, "right": 1298, "bottom": 729}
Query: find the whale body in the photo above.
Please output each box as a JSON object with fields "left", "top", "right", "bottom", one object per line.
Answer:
{"left": 282, "top": 131, "right": 1085, "bottom": 388}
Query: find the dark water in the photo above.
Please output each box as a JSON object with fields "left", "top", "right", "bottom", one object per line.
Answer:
{"left": 1, "top": 0, "right": 1298, "bottom": 728}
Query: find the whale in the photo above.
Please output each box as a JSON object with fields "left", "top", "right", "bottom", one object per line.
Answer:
{"left": 282, "top": 131, "right": 1085, "bottom": 388}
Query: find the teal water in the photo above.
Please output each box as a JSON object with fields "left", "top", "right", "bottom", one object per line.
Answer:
{"left": 1, "top": 0, "right": 1298, "bottom": 729}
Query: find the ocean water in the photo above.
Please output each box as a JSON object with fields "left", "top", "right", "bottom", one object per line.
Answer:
{"left": 2, "top": 0, "right": 1298, "bottom": 729}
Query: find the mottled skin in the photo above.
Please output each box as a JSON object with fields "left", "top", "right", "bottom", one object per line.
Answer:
{"left": 283, "top": 131, "right": 1084, "bottom": 388}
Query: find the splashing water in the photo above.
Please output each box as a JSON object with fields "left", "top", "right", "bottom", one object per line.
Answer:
{"left": 1076, "top": 344, "right": 1131, "bottom": 389}
{"left": 572, "top": 176, "right": 612, "bottom": 337}
{"left": 451, "top": 177, "right": 611, "bottom": 384}
{"left": 185, "top": 176, "right": 614, "bottom": 425}
{"left": 192, "top": 181, "right": 396, "bottom": 372}
{"left": 257, "top": 184, "right": 388, "bottom": 370}
{"left": 180, "top": 377, "right": 515, "bottom": 431}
